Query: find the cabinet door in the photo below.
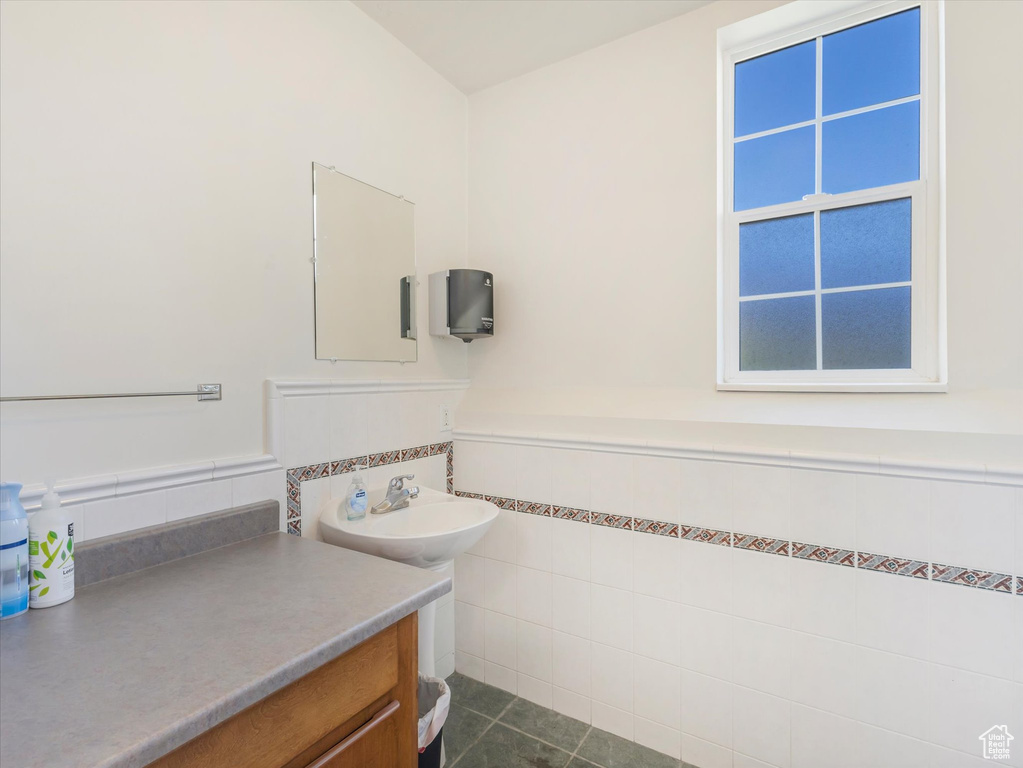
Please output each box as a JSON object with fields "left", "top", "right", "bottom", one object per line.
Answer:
{"left": 305, "top": 700, "right": 400, "bottom": 768}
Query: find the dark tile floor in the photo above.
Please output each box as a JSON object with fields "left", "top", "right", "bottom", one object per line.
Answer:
{"left": 443, "top": 673, "right": 698, "bottom": 768}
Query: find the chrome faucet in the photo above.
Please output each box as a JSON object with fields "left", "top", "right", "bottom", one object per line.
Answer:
{"left": 370, "top": 474, "right": 420, "bottom": 514}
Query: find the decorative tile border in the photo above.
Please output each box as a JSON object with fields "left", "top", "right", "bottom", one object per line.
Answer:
{"left": 634, "top": 518, "right": 679, "bottom": 537}
{"left": 456, "top": 488, "right": 1020, "bottom": 597}
{"left": 734, "top": 533, "right": 790, "bottom": 557}
{"left": 792, "top": 542, "right": 856, "bottom": 568}
{"left": 592, "top": 513, "right": 633, "bottom": 530}
{"left": 857, "top": 551, "right": 929, "bottom": 579}
{"left": 552, "top": 506, "right": 590, "bottom": 523}
{"left": 680, "top": 525, "right": 732, "bottom": 547}
{"left": 287, "top": 441, "right": 452, "bottom": 536}
{"left": 517, "top": 501, "right": 553, "bottom": 516}
{"left": 931, "top": 563, "right": 1014, "bottom": 593}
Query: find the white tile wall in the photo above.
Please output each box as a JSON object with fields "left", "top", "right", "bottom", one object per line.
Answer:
{"left": 632, "top": 455, "right": 682, "bottom": 524}
{"left": 790, "top": 705, "right": 858, "bottom": 768}
{"left": 789, "top": 557, "right": 856, "bottom": 642}
{"left": 165, "top": 479, "right": 233, "bottom": 523}
{"left": 591, "top": 641, "right": 634, "bottom": 712}
{"left": 549, "top": 448, "right": 590, "bottom": 509}
{"left": 732, "top": 687, "right": 790, "bottom": 768}
{"left": 84, "top": 491, "right": 167, "bottom": 540}
{"left": 589, "top": 452, "right": 632, "bottom": 516}
{"left": 516, "top": 566, "right": 552, "bottom": 627}
{"left": 634, "top": 716, "right": 681, "bottom": 759}
{"left": 855, "top": 474, "right": 930, "bottom": 562}
{"left": 329, "top": 393, "right": 369, "bottom": 461}
{"left": 634, "top": 531, "right": 681, "bottom": 603}
{"left": 516, "top": 619, "right": 552, "bottom": 682}
{"left": 552, "top": 574, "right": 590, "bottom": 638}
{"left": 732, "top": 547, "right": 791, "bottom": 627}
{"left": 590, "top": 584, "right": 633, "bottom": 651}
{"left": 553, "top": 686, "right": 591, "bottom": 723}
{"left": 731, "top": 463, "right": 790, "bottom": 540}
{"left": 282, "top": 395, "right": 330, "bottom": 468}
{"left": 678, "top": 459, "right": 731, "bottom": 531}
{"left": 679, "top": 668, "right": 732, "bottom": 749}
{"left": 453, "top": 440, "right": 1023, "bottom": 768}
{"left": 732, "top": 618, "right": 791, "bottom": 699}
{"left": 552, "top": 630, "right": 590, "bottom": 696}
{"left": 590, "top": 524, "right": 633, "bottom": 589}
{"left": 929, "top": 481, "right": 1015, "bottom": 573}
{"left": 551, "top": 517, "right": 590, "bottom": 580}
{"left": 516, "top": 513, "right": 551, "bottom": 571}
{"left": 789, "top": 469, "right": 856, "bottom": 549}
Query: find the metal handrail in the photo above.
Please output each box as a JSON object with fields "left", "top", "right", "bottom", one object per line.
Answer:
{"left": 0, "top": 384, "right": 222, "bottom": 402}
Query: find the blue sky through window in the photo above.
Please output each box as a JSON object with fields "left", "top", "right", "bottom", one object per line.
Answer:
{"left": 732, "top": 7, "right": 921, "bottom": 373}
{"left": 823, "top": 8, "right": 920, "bottom": 115}
{"left": 734, "top": 40, "right": 816, "bottom": 137}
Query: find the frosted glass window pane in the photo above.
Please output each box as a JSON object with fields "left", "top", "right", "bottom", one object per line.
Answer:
{"left": 821, "top": 198, "right": 911, "bottom": 289}
{"left": 735, "top": 40, "right": 816, "bottom": 137}
{"left": 740, "top": 296, "right": 817, "bottom": 371}
{"left": 740, "top": 214, "right": 815, "bottom": 296}
{"left": 822, "top": 287, "right": 910, "bottom": 369}
{"left": 823, "top": 8, "right": 920, "bottom": 115}
{"left": 734, "top": 126, "right": 815, "bottom": 211}
{"left": 822, "top": 102, "right": 919, "bottom": 194}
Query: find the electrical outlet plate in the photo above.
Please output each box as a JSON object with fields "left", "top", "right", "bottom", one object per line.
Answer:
{"left": 439, "top": 405, "right": 452, "bottom": 432}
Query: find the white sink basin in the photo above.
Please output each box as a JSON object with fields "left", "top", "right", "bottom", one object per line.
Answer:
{"left": 319, "top": 486, "right": 498, "bottom": 569}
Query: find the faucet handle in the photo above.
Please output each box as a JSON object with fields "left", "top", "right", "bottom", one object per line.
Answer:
{"left": 388, "top": 473, "right": 414, "bottom": 491}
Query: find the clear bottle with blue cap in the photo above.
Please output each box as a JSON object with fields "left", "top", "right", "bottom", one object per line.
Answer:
{"left": 0, "top": 482, "right": 30, "bottom": 620}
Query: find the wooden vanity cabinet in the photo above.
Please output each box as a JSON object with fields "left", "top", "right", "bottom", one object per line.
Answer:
{"left": 148, "top": 613, "right": 418, "bottom": 768}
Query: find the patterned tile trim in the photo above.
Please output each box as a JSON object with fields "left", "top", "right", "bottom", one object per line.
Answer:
{"left": 453, "top": 488, "right": 1021, "bottom": 597}
{"left": 792, "top": 542, "right": 856, "bottom": 568}
{"left": 552, "top": 506, "right": 591, "bottom": 523}
{"left": 454, "top": 490, "right": 484, "bottom": 500}
{"left": 446, "top": 443, "right": 454, "bottom": 495}
{"left": 931, "top": 563, "right": 1014, "bottom": 593}
{"left": 733, "top": 533, "right": 789, "bottom": 557}
{"left": 368, "top": 450, "right": 403, "bottom": 467}
{"left": 679, "top": 525, "right": 732, "bottom": 547}
{"left": 634, "top": 518, "right": 680, "bottom": 537}
{"left": 517, "top": 500, "right": 553, "bottom": 516}
{"left": 286, "top": 440, "right": 453, "bottom": 536}
{"left": 485, "top": 495, "right": 517, "bottom": 511}
{"left": 857, "top": 552, "right": 929, "bottom": 580}
{"left": 591, "top": 513, "right": 633, "bottom": 530}
{"left": 402, "top": 445, "right": 431, "bottom": 462}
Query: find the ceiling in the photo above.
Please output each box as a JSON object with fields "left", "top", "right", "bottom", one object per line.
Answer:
{"left": 352, "top": 0, "right": 713, "bottom": 94}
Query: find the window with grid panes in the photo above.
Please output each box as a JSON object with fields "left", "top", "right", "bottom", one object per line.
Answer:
{"left": 718, "top": 2, "right": 944, "bottom": 391}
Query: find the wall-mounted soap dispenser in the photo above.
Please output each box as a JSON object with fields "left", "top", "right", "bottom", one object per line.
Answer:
{"left": 429, "top": 269, "right": 494, "bottom": 343}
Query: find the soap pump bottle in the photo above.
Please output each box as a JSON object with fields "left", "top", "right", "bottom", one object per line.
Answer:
{"left": 345, "top": 466, "right": 369, "bottom": 521}
{"left": 0, "top": 482, "right": 29, "bottom": 620}
{"left": 29, "top": 484, "right": 74, "bottom": 608}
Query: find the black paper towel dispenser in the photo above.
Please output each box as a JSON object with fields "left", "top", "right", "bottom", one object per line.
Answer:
{"left": 429, "top": 269, "right": 494, "bottom": 343}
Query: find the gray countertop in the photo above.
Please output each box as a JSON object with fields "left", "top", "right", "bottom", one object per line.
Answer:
{"left": 0, "top": 533, "right": 450, "bottom": 768}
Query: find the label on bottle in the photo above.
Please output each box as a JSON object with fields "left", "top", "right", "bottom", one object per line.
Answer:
{"left": 350, "top": 488, "right": 368, "bottom": 513}
{"left": 28, "top": 522, "right": 74, "bottom": 607}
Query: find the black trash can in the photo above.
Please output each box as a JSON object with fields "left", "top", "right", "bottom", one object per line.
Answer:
{"left": 418, "top": 726, "right": 444, "bottom": 768}
{"left": 418, "top": 674, "right": 451, "bottom": 768}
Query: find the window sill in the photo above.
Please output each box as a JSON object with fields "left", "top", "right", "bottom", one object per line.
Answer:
{"left": 717, "top": 380, "right": 948, "bottom": 393}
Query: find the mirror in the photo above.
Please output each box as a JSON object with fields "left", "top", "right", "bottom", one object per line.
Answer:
{"left": 313, "top": 163, "right": 417, "bottom": 362}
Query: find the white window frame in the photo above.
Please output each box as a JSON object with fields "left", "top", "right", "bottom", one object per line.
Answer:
{"left": 716, "top": 0, "right": 946, "bottom": 392}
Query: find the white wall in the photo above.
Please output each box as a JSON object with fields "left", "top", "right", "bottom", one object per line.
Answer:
{"left": 464, "top": 0, "right": 1023, "bottom": 456}
{"left": 0, "top": 0, "right": 469, "bottom": 484}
